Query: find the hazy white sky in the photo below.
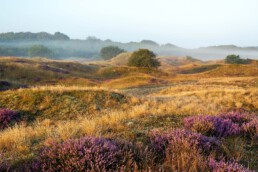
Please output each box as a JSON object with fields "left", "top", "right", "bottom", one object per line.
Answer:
{"left": 1, "top": 0, "right": 258, "bottom": 48}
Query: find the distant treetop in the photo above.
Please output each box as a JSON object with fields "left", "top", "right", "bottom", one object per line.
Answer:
{"left": 225, "top": 54, "right": 251, "bottom": 64}
{"left": 28, "top": 45, "right": 54, "bottom": 58}
{"left": 127, "top": 49, "right": 160, "bottom": 68}
{"left": 163, "top": 43, "right": 177, "bottom": 48}
{"left": 0, "top": 32, "right": 70, "bottom": 41}
{"left": 100, "top": 46, "right": 125, "bottom": 60}
{"left": 140, "top": 40, "right": 159, "bottom": 46}
{"left": 86, "top": 36, "right": 102, "bottom": 42}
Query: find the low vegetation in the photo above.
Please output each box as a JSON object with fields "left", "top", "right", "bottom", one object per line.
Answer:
{"left": 225, "top": 54, "right": 251, "bottom": 64}
{"left": 128, "top": 49, "right": 160, "bottom": 68}
{"left": 0, "top": 108, "right": 19, "bottom": 130}
{"left": 0, "top": 56, "right": 257, "bottom": 171}
{"left": 100, "top": 46, "right": 125, "bottom": 60}
{"left": 28, "top": 45, "right": 53, "bottom": 58}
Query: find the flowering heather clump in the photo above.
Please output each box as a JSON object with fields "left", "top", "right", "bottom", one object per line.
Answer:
{"left": 0, "top": 108, "right": 19, "bottom": 130}
{"left": 149, "top": 129, "right": 219, "bottom": 162}
{"left": 208, "top": 158, "right": 254, "bottom": 172}
{"left": 184, "top": 115, "right": 241, "bottom": 137}
{"left": 219, "top": 111, "right": 253, "bottom": 125}
{"left": 242, "top": 118, "right": 258, "bottom": 140}
{"left": 0, "top": 153, "right": 10, "bottom": 171}
{"left": 33, "top": 136, "right": 135, "bottom": 172}
{"left": 184, "top": 111, "right": 258, "bottom": 138}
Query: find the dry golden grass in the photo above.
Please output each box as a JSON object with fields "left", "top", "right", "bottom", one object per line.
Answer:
{"left": 151, "top": 80, "right": 258, "bottom": 114}
{"left": 0, "top": 102, "right": 165, "bottom": 164}
{"left": 1, "top": 57, "right": 258, "bottom": 169}
{"left": 1, "top": 78, "right": 257, "bottom": 165}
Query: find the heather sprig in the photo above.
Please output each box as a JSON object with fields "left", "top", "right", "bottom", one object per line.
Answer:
{"left": 33, "top": 136, "right": 136, "bottom": 172}
{"left": 0, "top": 108, "right": 19, "bottom": 130}
{"left": 0, "top": 153, "right": 10, "bottom": 171}
{"left": 219, "top": 111, "right": 254, "bottom": 125}
{"left": 184, "top": 111, "right": 258, "bottom": 139}
{"left": 242, "top": 118, "right": 258, "bottom": 141}
{"left": 208, "top": 158, "right": 254, "bottom": 172}
{"left": 184, "top": 115, "right": 241, "bottom": 137}
{"left": 149, "top": 129, "right": 219, "bottom": 162}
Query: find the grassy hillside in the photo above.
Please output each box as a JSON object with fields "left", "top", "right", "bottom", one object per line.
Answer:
{"left": 0, "top": 57, "right": 257, "bottom": 171}
{"left": 203, "top": 63, "right": 258, "bottom": 77}
{"left": 108, "top": 52, "right": 133, "bottom": 66}
{"left": 0, "top": 86, "right": 133, "bottom": 120}
{"left": 0, "top": 57, "right": 99, "bottom": 87}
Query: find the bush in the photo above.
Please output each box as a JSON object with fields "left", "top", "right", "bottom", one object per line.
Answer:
{"left": 0, "top": 108, "right": 19, "bottom": 130}
{"left": 184, "top": 111, "right": 257, "bottom": 138}
{"left": 100, "top": 46, "right": 125, "bottom": 60}
{"left": 0, "top": 153, "right": 10, "bottom": 171}
{"left": 242, "top": 118, "right": 258, "bottom": 140}
{"left": 149, "top": 129, "right": 219, "bottom": 171}
{"left": 208, "top": 158, "right": 254, "bottom": 172}
{"left": 28, "top": 45, "right": 54, "bottom": 58}
{"left": 225, "top": 55, "right": 251, "bottom": 64}
{"left": 184, "top": 115, "right": 241, "bottom": 137}
{"left": 149, "top": 129, "right": 219, "bottom": 163}
{"left": 33, "top": 137, "right": 136, "bottom": 171}
{"left": 127, "top": 49, "right": 160, "bottom": 68}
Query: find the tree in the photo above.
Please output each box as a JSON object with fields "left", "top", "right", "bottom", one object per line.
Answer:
{"left": 54, "top": 32, "right": 70, "bottom": 40}
{"left": 28, "top": 45, "right": 53, "bottom": 58}
{"left": 127, "top": 49, "right": 160, "bottom": 68}
{"left": 100, "top": 46, "right": 125, "bottom": 60}
{"left": 225, "top": 54, "right": 251, "bottom": 64}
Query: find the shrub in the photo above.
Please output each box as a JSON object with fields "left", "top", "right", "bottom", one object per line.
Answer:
{"left": 100, "top": 46, "right": 125, "bottom": 60}
{"left": 208, "top": 158, "right": 254, "bottom": 172}
{"left": 219, "top": 111, "right": 257, "bottom": 140}
{"left": 184, "top": 115, "right": 241, "bottom": 137}
{"left": 149, "top": 129, "right": 219, "bottom": 163}
{"left": 33, "top": 137, "right": 136, "bottom": 171}
{"left": 184, "top": 111, "right": 258, "bottom": 139}
{"left": 127, "top": 49, "right": 160, "bottom": 68}
{"left": 0, "top": 108, "right": 19, "bottom": 130}
{"left": 28, "top": 45, "right": 54, "bottom": 58}
{"left": 225, "top": 54, "right": 251, "bottom": 64}
{"left": 0, "top": 153, "right": 10, "bottom": 171}
{"left": 219, "top": 111, "right": 253, "bottom": 124}
{"left": 242, "top": 118, "right": 258, "bottom": 141}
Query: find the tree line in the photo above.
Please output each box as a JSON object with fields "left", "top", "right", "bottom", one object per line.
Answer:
{"left": 0, "top": 32, "right": 70, "bottom": 41}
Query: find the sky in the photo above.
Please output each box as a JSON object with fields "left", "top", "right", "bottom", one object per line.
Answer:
{"left": 1, "top": 0, "right": 258, "bottom": 48}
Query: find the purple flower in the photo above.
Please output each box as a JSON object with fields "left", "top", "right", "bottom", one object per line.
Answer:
{"left": 219, "top": 111, "right": 253, "bottom": 124}
{"left": 33, "top": 137, "right": 135, "bottom": 172}
{"left": 0, "top": 153, "right": 11, "bottom": 171}
{"left": 184, "top": 111, "right": 258, "bottom": 139}
{"left": 184, "top": 115, "right": 241, "bottom": 137}
{"left": 149, "top": 129, "right": 219, "bottom": 162}
{"left": 208, "top": 158, "right": 254, "bottom": 172}
{"left": 242, "top": 118, "right": 258, "bottom": 139}
{"left": 0, "top": 108, "right": 19, "bottom": 130}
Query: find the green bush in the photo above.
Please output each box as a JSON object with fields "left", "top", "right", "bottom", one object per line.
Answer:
{"left": 127, "top": 49, "right": 160, "bottom": 68}
{"left": 100, "top": 46, "right": 125, "bottom": 60}
{"left": 28, "top": 45, "right": 54, "bottom": 58}
{"left": 225, "top": 55, "right": 251, "bottom": 64}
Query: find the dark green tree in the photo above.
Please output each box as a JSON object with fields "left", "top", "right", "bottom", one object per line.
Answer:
{"left": 127, "top": 49, "right": 160, "bottom": 68}
{"left": 54, "top": 32, "right": 70, "bottom": 40}
{"left": 225, "top": 54, "right": 251, "bottom": 64}
{"left": 100, "top": 46, "right": 125, "bottom": 60}
{"left": 28, "top": 45, "right": 53, "bottom": 58}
